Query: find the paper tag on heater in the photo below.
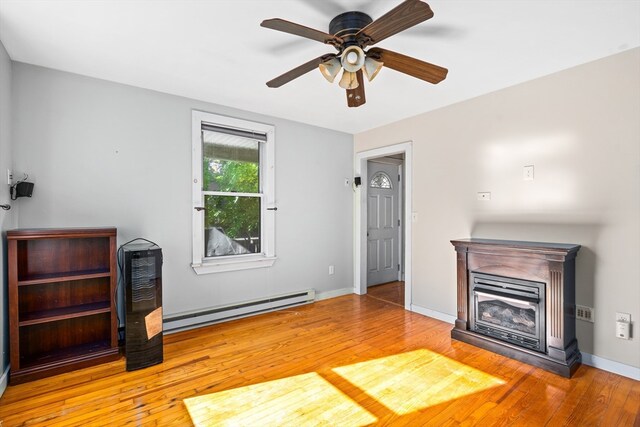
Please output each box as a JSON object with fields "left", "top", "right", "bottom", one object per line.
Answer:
{"left": 145, "top": 307, "right": 163, "bottom": 340}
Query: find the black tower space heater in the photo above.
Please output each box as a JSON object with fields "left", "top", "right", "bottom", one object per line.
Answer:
{"left": 122, "top": 242, "right": 163, "bottom": 371}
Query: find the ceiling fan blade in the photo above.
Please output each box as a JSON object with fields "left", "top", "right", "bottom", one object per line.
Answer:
{"left": 266, "top": 54, "right": 336, "bottom": 88}
{"left": 357, "top": 0, "right": 434, "bottom": 47}
{"left": 368, "top": 47, "right": 447, "bottom": 84}
{"left": 261, "top": 18, "right": 343, "bottom": 47}
{"left": 346, "top": 70, "right": 366, "bottom": 108}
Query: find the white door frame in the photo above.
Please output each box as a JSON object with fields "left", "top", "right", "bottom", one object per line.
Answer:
{"left": 354, "top": 142, "right": 412, "bottom": 309}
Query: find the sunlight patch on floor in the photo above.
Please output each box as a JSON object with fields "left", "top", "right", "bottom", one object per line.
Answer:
{"left": 332, "top": 349, "right": 505, "bottom": 415}
{"left": 183, "top": 372, "right": 377, "bottom": 427}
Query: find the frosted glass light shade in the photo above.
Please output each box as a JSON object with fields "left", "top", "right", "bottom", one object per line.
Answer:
{"left": 363, "top": 57, "right": 383, "bottom": 81}
{"left": 341, "top": 46, "right": 365, "bottom": 73}
{"left": 338, "top": 70, "right": 359, "bottom": 90}
{"left": 318, "top": 58, "right": 341, "bottom": 83}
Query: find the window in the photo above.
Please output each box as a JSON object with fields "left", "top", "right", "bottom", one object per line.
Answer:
{"left": 370, "top": 172, "right": 392, "bottom": 189}
{"left": 192, "top": 111, "right": 276, "bottom": 274}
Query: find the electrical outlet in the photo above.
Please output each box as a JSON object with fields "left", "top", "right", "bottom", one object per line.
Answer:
{"left": 616, "top": 312, "right": 631, "bottom": 323}
{"left": 7, "top": 169, "right": 13, "bottom": 185}
{"left": 576, "top": 305, "right": 594, "bottom": 322}
{"left": 477, "top": 192, "right": 491, "bottom": 201}
{"left": 523, "top": 165, "right": 534, "bottom": 181}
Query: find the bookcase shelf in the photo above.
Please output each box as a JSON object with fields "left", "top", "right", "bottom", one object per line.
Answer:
{"left": 17, "top": 269, "right": 111, "bottom": 286}
{"left": 8, "top": 227, "right": 120, "bottom": 384}
{"left": 19, "top": 341, "right": 114, "bottom": 372}
{"left": 19, "top": 301, "right": 111, "bottom": 326}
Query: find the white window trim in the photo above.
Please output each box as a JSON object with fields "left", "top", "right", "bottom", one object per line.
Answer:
{"left": 191, "top": 110, "right": 276, "bottom": 274}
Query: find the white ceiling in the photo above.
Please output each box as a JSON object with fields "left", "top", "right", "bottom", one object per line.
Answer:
{"left": 0, "top": 0, "right": 639, "bottom": 134}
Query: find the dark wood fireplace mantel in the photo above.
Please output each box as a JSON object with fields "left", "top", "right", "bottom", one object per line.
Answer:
{"left": 451, "top": 238, "right": 581, "bottom": 377}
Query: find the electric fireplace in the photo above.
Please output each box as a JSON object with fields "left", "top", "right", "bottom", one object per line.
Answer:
{"left": 451, "top": 238, "right": 581, "bottom": 377}
{"left": 470, "top": 272, "right": 545, "bottom": 352}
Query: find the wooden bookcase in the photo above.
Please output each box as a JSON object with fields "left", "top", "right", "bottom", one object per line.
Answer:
{"left": 7, "top": 227, "right": 120, "bottom": 384}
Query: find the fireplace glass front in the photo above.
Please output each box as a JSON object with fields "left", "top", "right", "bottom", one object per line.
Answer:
{"left": 469, "top": 273, "right": 546, "bottom": 352}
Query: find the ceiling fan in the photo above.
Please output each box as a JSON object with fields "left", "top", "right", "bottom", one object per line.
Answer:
{"left": 261, "top": 0, "right": 448, "bottom": 108}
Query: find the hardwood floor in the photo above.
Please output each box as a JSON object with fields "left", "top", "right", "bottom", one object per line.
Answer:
{"left": 367, "top": 281, "right": 405, "bottom": 306}
{"left": 0, "top": 294, "right": 638, "bottom": 426}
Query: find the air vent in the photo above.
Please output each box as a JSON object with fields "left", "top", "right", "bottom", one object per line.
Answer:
{"left": 576, "top": 305, "right": 594, "bottom": 323}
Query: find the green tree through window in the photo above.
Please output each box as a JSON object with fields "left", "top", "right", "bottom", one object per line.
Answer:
{"left": 202, "top": 132, "right": 261, "bottom": 256}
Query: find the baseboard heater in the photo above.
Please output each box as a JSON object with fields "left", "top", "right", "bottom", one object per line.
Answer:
{"left": 163, "top": 289, "right": 316, "bottom": 333}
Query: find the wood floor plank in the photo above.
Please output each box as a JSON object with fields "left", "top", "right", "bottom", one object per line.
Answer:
{"left": 0, "top": 294, "right": 637, "bottom": 426}
{"left": 367, "top": 281, "right": 405, "bottom": 306}
{"left": 566, "top": 370, "right": 626, "bottom": 425}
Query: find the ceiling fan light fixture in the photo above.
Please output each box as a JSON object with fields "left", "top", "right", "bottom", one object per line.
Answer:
{"left": 363, "top": 57, "right": 383, "bottom": 82}
{"left": 261, "top": 1, "right": 448, "bottom": 108}
{"left": 341, "top": 45, "right": 365, "bottom": 73}
{"left": 338, "top": 70, "right": 359, "bottom": 90}
{"left": 318, "top": 57, "right": 342, "bottom": 83}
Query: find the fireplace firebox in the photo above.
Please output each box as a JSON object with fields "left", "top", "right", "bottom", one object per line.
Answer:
{"left": 470, "top": 273, "right": 545, "bottom": 352}
{"left": 451, "top": 238, "right": 581, "bottom": 377}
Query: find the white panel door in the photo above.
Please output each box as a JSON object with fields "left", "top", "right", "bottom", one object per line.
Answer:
{"left": 367, "top": 162, "right": 400, "bottom": 286}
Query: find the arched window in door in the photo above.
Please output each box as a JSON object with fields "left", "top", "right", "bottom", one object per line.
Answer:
{"left": 370, "top": 172, "right": 392, "bottom": 189}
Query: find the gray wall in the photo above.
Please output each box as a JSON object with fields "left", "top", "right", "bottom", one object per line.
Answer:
{"left": 0, "top": 39, "right": 16, "bottom": 386}
{"left": 11, "top": 63, "right": 354, "bottom": 318}
{"left": 355, "top": 48, "right": 640, "bottom": 369}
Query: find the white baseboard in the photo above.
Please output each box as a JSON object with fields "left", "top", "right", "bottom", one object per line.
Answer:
{"left": 0, "top": 364, "right": 9, "bottom": 398}
{"left": 411, "top": 304, "right": 457, "bottom": 324}
{"left": 315, "top": 287, "right": 354, "bottom": 301}
{"left": 581, "top": 352, "right": 640, "bottom": 381}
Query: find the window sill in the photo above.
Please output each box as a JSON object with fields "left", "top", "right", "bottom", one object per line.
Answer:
{"left": 192, "top": 255, "right": 277, "bottom": 275}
